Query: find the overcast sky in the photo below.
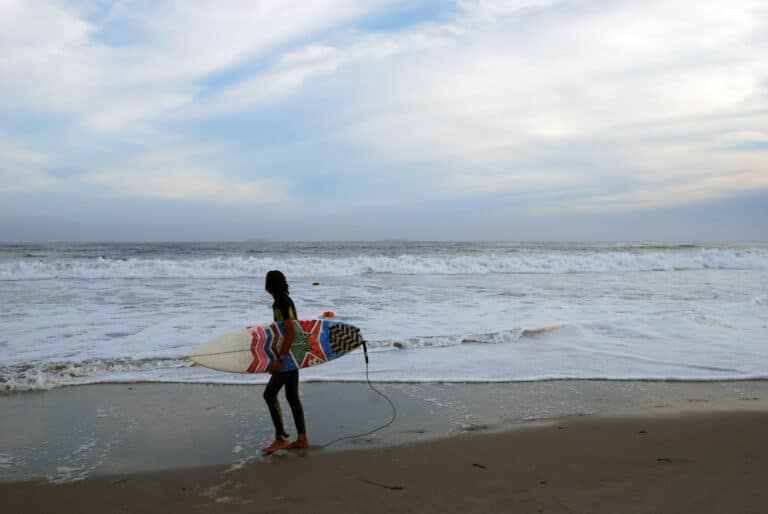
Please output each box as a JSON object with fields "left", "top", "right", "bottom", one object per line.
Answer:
{"left": 1, "top": 0, "right": 766, "bottom": 242}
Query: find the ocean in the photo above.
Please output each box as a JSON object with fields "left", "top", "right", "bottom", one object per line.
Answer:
{"left": 1, "top": 241, "right": 767, "bottom": 391}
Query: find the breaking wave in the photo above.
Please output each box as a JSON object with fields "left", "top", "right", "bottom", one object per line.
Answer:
{"left": 370, "top": 325, "right": 567, "bottom": 350}
{"left": 0, "top": 358, "right": 193, "bottom": 392}
{"left": 0, "top": 327, "right": 566, "bottom": 391}
{"left": 2, "top": 247, "right": 767, "bottom": 280}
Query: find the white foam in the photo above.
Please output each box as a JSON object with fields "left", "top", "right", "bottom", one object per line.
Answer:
{"left": 0, "top": 359, "right": 192, "bottom": 392}
{"left": 1, "top": 247, "right": 766, "bottom": 280}
{"left": 0, "top": 454, "right": 15, "bottom": 471}
{"left": 2, "top": 310, "right": 766, "bottom": 390}
{"left": 2, "top": 244, "right": 767, "bottom": 391}
{"left": 48, "top": 465, "right": 89, "bottom": 484}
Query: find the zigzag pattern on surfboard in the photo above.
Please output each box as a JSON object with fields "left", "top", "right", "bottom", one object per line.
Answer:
{"left": 328, "top": 323, "right": 363, "bottom": 357}
{"left": 191, "top": 319, "right": 366, "bottom": 374}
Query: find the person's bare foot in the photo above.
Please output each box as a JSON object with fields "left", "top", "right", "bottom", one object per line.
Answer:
{"left": 289, "top": 434, "right": 309, "bottom": 449}
{"left": 262, "top": 438, "right": 291, "bottom": 455}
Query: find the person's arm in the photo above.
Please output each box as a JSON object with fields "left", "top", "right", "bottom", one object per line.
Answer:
{"left": 269, "top": 321, "right": 293, "bottom": 374}
{"left": 280, "top": 318, "right": 295, "bottom": 358}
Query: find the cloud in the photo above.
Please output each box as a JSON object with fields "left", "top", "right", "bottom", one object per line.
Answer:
{"left": 89, "top": 169, "right": 280, "bottom": 202}
{"left": 190, "top": 29, "right": 446, "bottom": 115}
{"left": 554, "top": 169, "right": 768, "bottom": 214}
{"left": 301, "top": 0, "right": 766, "bottom": 211}
{"left": 121, "top": 0, "right": 394, "bottom": 83}
{"left": 85, "top": 146, "right": 284, "bottom": 203}
{"left": 151, "top": 0, "right": 768, "bottom": 214}
{"left": 443, "top": 167, "right": 590, "bottom": 195}
{"left": 336, "top": 1, "right": 764, "bottom": 142}
{"left": 1, "top": 0, "right": 766, "bottom": 231}
{"left": 0, "top": 0, "right": 394, "bottom": 131}
{"left": 0, "top": 137, "right": 57, "bottom": 192}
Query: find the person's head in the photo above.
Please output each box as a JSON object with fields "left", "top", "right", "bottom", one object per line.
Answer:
{"left": 265, "top": 270, "right": 289, "bottom": 297}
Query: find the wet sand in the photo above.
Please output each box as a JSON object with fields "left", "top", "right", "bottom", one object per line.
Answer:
{"left": 2, "top": 381, "right": 768, "bottom": 513}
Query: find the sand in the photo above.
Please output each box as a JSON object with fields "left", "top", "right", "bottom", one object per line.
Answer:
{"left": 2, "top": 381, "right": 768, "bottom": 513}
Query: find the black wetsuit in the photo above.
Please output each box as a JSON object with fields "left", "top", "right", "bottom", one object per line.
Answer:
{"left": 263, "top": 292, "right": 306, "bottom": 439}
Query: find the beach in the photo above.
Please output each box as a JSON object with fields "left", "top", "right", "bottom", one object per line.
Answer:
{"left": 2, "top": 380, "right": 767, "bottom": 513}
{"left": 3, "top": 0, "right": 768, "bottom": 507}
{"left": 2, "top": 241, "right": 767, "bottom": 511}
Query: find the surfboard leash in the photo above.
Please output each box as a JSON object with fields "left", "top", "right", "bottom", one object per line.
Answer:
{"left": 320, "top": 339, "right": 398, "bottom": 449}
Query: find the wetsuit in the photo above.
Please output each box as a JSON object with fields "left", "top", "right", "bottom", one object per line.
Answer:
{"left": 263, "top": 292, "right": 306, "bottom": 439}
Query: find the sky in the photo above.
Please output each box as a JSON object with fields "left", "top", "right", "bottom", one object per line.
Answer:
{"left": 0, "top": 0, "right": 766, "bottom": 242}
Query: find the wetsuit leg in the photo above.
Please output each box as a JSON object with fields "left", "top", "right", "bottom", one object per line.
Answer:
{"left": 284, "top": 370, "right": 306, "bottom": 435}
{"left": 263, "top": 373, "right": 289, "bottom": 439}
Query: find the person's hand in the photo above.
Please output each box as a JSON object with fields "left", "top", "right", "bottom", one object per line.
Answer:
{"left": 269, "top": 358, "right": 283, "bottom": 375}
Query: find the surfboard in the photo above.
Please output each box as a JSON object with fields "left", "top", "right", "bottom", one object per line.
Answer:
{"left": 189, "top": 319, "right": 364, "bottom": 373}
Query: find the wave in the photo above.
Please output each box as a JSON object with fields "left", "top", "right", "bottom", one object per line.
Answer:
{"left": 0, "top": 326, "right": 566, "bottom": 391}
{"left": 2, "top": 247, "right": 767, "bottom": 280}
{"left": 372, "top": 325, "right": 567, "bottom": 350}
{"left": 0, "top": 358, "right": 193, "bottom": 392}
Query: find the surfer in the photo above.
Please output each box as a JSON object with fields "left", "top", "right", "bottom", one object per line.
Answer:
{"left": 262, "top": 270, "right": 310, "bottom": 454}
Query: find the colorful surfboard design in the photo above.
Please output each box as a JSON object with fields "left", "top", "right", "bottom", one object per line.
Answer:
{"left": 189, "top": 319, "right": 364, "bottom": 374}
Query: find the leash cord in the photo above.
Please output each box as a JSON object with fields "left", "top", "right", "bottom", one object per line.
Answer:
{"left": 321, "top": 340, "right": 397, "bottom": 449}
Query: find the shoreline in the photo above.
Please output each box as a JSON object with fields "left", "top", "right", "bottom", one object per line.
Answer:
{"left": 2, "top": 409, "right": 767, "bottom": 513}
{"left": 5, "top": 375, "right": 768, "bottom": 398}
{"left": 2, "top": 380, "right": 767, "bottom": 512}
{"left": 2, "top": 380, "right": 767, "bottom": 483}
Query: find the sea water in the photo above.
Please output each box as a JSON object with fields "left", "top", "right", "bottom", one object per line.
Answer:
{"left": 1, "top": 241, "right": 767, "bottom": 391}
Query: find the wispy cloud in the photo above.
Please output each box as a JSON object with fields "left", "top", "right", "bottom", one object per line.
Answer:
{"left": 84, "top": 145, "right": 285, "bottom": 203}
{"left": 188, "top": 28, "right": 447, "bottom": 116}
{"left": 312, "top": 0, "right": 767, "bottom": 211}
{"left": 553, "top": 169, "right": 768, "bottom": 214}
{"left": 0, "top": 0, "right": 394, "bottom": 131}
{"left": 0, "top": 136, "right": 57, "bottom": 192}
